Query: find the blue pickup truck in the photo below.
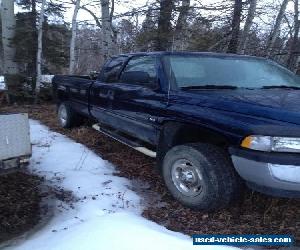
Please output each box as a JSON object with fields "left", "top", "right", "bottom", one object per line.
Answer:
{"left": 53, "top": 52, "right": 300, "bottom": 211}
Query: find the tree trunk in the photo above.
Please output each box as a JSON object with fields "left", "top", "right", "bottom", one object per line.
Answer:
{"left": 287, "top": 0, "right": 299, "bottom": 71}
{"left": 173, "top": 0, "right": 190, "bottom": 50}
{"left": 266, "top": 0, "right": 290, "bottom": 57}
{"left": 156, "top": 0, "right": 173, "bottom": 51}
{"left": 69, "top": 0, "right": 81, "bottom": 74}
{"left": 31, "top": 0, "right": 38, "bottom": 78}
{"left": 110, "top": 0, "right": 117, "bottom": 55}
{"left": 1, "top": 0, "right": 18, "bottom": 75}
{"left": 35, "top": 0, "right": 46, "bottom": 99}
{"left": 101, "top": 0, "right": 112, "bottom": 61}
{"left": 239, "top": 0, "right": 257, "bottom": 54}
{"left": 227, "top": 0, "right": 243, "bottom": 54}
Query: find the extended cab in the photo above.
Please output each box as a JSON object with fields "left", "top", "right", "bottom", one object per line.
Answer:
{"left": 52, "top": 52, "right": 300, "bottom": 211}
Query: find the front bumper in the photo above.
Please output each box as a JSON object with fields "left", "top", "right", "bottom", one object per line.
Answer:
{"left": 229, "top": 148, "right": 300, "bottom": 198}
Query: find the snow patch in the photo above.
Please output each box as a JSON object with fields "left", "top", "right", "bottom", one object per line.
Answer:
{"left": 0, "top": 76, "right": 6, "bottom": 90}
{"left": 40, "top": 75, "right": 54, "bottom": 84}
{"left": 8, "top": 120, "right": 238, "bottom": 250}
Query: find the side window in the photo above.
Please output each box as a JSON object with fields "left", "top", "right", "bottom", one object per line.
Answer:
{"left": 102, "top": 56, "right": 128, "bottom": 83}
{"left": 120, "top": 56, "right": 157, "bottom": 85}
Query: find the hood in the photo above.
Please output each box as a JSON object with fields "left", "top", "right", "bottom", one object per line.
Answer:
{"left": 177, "top": 89, "right": 300, "bottom": 125}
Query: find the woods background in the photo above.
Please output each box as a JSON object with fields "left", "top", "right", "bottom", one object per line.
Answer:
{"left": 0, "top": 0, "right": 299, "bottom": 102}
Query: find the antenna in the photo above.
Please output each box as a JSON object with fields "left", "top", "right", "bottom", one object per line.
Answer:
{"left": 171, "top": 34, "right": 175, "bottom": 52}
{"left": 167, "top": 57, "right": 172, "bottom": 105}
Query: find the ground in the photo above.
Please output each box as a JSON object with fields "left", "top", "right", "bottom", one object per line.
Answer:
{"left": 1, "top": 118, "right": 237, "bottom": 250}
{"left": 0, "top": 172, "right": 42, "bottom": 244}
{"left": 0, "top": 104, "right": 299, "bottom": 247}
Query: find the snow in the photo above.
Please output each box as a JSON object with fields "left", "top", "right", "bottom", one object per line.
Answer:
{"left": 0, "top": 76, "right": 6, "bottom": 90}
{"left": 41, "top": 75, "right": 54, "bottom": 84}
{"left": 8, "top": 120, "right": 238, "bottom": 250}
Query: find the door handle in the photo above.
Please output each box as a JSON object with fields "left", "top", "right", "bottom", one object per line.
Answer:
{"left": 107, "top": 90, "right": 114, "bottom": 100}
{"left": 148, "top": 117, "right": 157, "bottom": 122}
{"left": 99, "top": 90, "right": 114, "bottom": 100}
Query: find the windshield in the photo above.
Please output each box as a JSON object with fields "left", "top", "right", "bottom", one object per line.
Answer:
{"left": 163, "top": 55, "right": 300, "bottom": 89}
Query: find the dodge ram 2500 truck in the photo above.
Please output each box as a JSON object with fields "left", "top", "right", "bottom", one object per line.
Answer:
{"left": 52, "top": 52, "right": 300, "bottom": 211}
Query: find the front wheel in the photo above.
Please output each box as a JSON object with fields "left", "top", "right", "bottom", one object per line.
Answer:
{"left": 162, "top": 143, "right": 242, "bottom": 211}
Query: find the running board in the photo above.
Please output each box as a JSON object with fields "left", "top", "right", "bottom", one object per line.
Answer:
{"left": 92, "top": 124, "right": 157, "bottom": 158}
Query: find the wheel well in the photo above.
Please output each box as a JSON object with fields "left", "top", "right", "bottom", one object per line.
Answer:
{"left": 156, "top": 121, "right": 230, "bottom": 169}
{"left": 173, "top": 124, "right": 229, "bottom": 147}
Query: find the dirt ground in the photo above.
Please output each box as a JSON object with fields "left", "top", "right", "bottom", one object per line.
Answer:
{"left": 1, "top": 104, "right": 300, "bottom": 245}
{"left": 0, "top": 172, "right": 42, "bottom": 244}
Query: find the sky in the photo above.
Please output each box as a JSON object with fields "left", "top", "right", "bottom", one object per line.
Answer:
{"left": 8, "top": 0, "right": 296, "bottom": 35}
{"left": 66, "top": 0, "right": 150, "bottom": 24}
{"left": 64, "top": 0, "right": 219, "bottom": 24}
{"left": 61, "top": 0, "right": 295, "bottom": 34}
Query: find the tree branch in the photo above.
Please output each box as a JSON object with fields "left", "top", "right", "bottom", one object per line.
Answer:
{"left": 80, "top": 5, "right": 101, "bottom": 28}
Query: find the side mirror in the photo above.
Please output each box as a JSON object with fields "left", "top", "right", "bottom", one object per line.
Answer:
{"left": 89, "top": 71, "right": 98, "bottom": 80}
{"left": 120, "top": 71, "right": 150, "bottom": 84}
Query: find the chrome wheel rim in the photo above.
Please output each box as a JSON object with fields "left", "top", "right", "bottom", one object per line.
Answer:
{"left": 58, "top": 105, "right": 67, "bottom": 127}
{"left": 171, "top": 159, "right": 203, "bottom": 197}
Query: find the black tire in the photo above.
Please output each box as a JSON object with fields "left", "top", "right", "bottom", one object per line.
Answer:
{"left": 162, "top": 143, "right": 243, "bottom": 211}
{"left": 57, "top": 102, "right": 82, "bottom": 128}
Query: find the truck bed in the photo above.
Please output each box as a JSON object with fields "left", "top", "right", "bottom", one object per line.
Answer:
{"left": 52, "top": 75, "right": 95, "bottom": 117}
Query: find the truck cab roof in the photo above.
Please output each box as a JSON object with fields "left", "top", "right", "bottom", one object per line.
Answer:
{"left": 115, "top": 51, "right": 265, "bottom": 61}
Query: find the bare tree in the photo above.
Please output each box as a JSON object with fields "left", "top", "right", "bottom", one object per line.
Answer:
{"left": 110, "top": 0, "right": 117, "bottom": 53}
{"left": 31, "top": 0, "right": 38, "bottom": 78}
{"left": 239, "top": 0, "right": 257, "bottom": 54}
{"left": 287, "top": 0, "right": 299, "bottom": 71}
{"left": 79, "top": 0, "right": 116, "bottom": 59}
{"left": 156, "top": 0, "right": 173, "bottom": 51}
{"left": 69, "top": 0, "right": 81, "bottom": 74}
{"left": 35, "top": 0, "right": 46, "bottom": 99}
{"left": 0, "top": 56, "right": 3, "bottom": 74}
{"left": 175, "top": 0, "right": 190, "bottom": 33}
{"left": 227, "top": 0, "right": 243, "bottom": 54}
{"left": 101, "top": 0, "right": 112, "bottom": 60}
{"left": 173, "top": 0, "right": 190, "bottom": 50}
{"left": 81, "top": 5, "right": 101, "bottom": 28}
{"left": 266, "top": 0, "right": 290, "bottom": 57}
{"left": 1, "top": 0, "right": 18, "bottom": 75}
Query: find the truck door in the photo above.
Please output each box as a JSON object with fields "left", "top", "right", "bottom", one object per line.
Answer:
{"left": 68, "top": 77, "right": 93, "bottom": 115}
{"left": 89, "top": 56, "right": 128, "bottom": 121}
{"left": 107, "top": 55, "right": 168, "bottom": 145}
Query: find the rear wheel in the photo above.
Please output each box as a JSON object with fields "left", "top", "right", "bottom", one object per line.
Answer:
{"left": 162, "top": 143, "right": 242, "bottom": 211}
{"left": 57, "top": 103, "right": 82, "bottom": 128}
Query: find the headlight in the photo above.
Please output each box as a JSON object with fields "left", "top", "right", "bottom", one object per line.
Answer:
{"left": 241, "top": 135, "right": 300, "bottom": 153}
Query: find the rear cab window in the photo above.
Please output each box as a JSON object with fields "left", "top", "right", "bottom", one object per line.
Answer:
{"left": 99, "top": 56, "right": 128, "bottom": 83}
{"left": 119, "top": 56, "right": 158, "bottom": 87}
